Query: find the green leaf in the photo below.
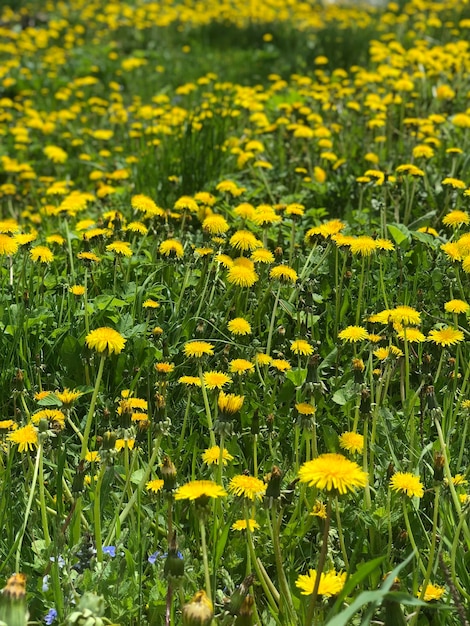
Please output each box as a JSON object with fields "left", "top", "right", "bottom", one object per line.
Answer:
{"left": 286, "top": 368, "right": 307, "bottom": 388}
{"left": 37, "top": 393, "right": 63, "bottom": 407}
{"left": 387, "top": 223, "right": 410, "bottom": 248}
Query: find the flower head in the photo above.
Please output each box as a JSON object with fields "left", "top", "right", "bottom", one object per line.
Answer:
{"left": 202, "top": 446, "right": 234, "bottom": 465}
{"left": 296, "top": 569, "right": 346, "bottom": 597}
{"left": 184, "top": 341, "right": 214, "bottom": 358}
{"left": 231, "top": 519, "right": 260, "bottom": 532}
{"left": 146, "top": 478, "right": 164, "bottom": 493}
{"left": 298, "top": 453, "right": 367, "bottom": 495}
{"left": 229, "top": 474, "right": 266, "bottom": 500}
{"left": 390, "top": 471, "right": 424, "bottom": 498}
{"left": 291, "top": 339, "right": 314, "bottom": 355}
{"left": 86, "top": 327, "right": 126, "bottom": 355}
{"left": 203, "top": 371, "right": 232, "bottom": 390}
{"left": 159, "top": 238, "right": 184, "bottom": 258}
{"left": 218, "top": 391, "right": 244, "bottom": 414}
{"left": 427, "top": 327, "right": 464, "bottom": 347}
{"left": 419, "top": 583, "right": 445, "bottom": 602}
{"left": 227, "top": 317, "right": 252, "bottom": 335}
{"left": 30, "top": 245, "right": 54, "bottom": 263}
{"left": 445, "top": 299, "right": 469, "bottom": 314}
{"left": 338, "top": 326, "right": 369, "bottom": 342}
{"left": 0, "top": 234, "right": 18, "bottom": 256}
{"left": 8, "top": 423, "right": 38, "bottom": 452}
{"left": 339, "top": 431, "right": 364, "bottom": 454}
{"left": 270, "top": 265, "right": 298, "bottom": 283}
{"left": 175, "top": 480, "right": 227, "bottom": 501}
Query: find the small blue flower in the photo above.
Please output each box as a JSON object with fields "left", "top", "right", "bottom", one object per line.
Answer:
{"left": 148, "top": 550, "right": 161, "bottom": 564}
{"left": 44, "top": 608, "right": 58, "bottom": 624}
{"left": 49, "top": 556, "right": 65, "bottom": 568}
{"left": 42, "top": 575, "right": 50, "bottom": 592}
{"left": 102, "top": 546, "right": 116, "bottom": 557}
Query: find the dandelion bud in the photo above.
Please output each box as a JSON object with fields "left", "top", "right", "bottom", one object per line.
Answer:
{"left": 182, "top": 590, "right": 213, "bottom": 626}
{"left": 433, "top": 452, "right": 445, "bottom": 482}
{"left": 386, "top": 462, "right": 395, "bottom": 481}
{"left": 251, "top": 410, "right": 259, "bottom": 436}
{"left": 266, "top": 413, "right": 274, "bottom": 432}
{"left": 226, "top": 575, "right": 254, "bottom": 616}
{"left": 72, "top": 461, "right": 86, "bottom": 494}
{"left": 234, "top": 595, "right": 255, "bottom": 625}
{"left": 360, "top": 387, "right": 371, "bottom": 416}
{"left": 0, "top": 573, "right": 29, "bottom": 626}
{"left": 265, "top": 466, "right": 282, "bottom": 501}
{"left": 274, "top": 246, "right": 283, "bottom": 257}
{"left": 161, "top": 456, "right": 177, "bottom": 492}
{"left": 164, "top": 533, "right": 184, "bottom": 582}
{"left": 101, "top": 431, "right": 116, "bottom": 450}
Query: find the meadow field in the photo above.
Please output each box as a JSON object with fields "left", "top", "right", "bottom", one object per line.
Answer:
{"left": 2, "top": 0, "right": 470, "bottom": 623}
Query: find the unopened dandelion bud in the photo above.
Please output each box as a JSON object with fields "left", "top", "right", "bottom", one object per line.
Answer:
{"left": 433, "top": 452, "right": 445, "bottom": 482}
{"left": 235, "top": 595, "right": 255, "bottom": 625}
{"left": 0, "top": 573, "right": 29, "bottom": 626}
{"left": 101, "top": 431, "right": 116, "bottom": 450}
{"left": 266, "top": 413, "right": 274, "bottom": 432}
{"left": 251, "top": 410, "right": 259, "bottom": 436}
{"left": 274, "top": 246, "right": 283, "bottom": 257}
{"left": 225, "top": 575, "right": 254, "bottom": 616}
{"left": 182, "top": 590, "right": 213, "bottom": 626}
{"left": 386, "top": 462, "right": 395, "bottom": 481}
{"left": 13, "top": 370, "right": 24, "bottom": 393}
{"left": 161, "top": 455, "right": 177, "bottom": 492}
{"left": 72, "top": 461, "right": 86, "bottom": 494}
{"left": 265, "top": 466, "right": 282, "bottom": 501}
{"left": 360, "top": 387, "right": 371, "bottom": 416}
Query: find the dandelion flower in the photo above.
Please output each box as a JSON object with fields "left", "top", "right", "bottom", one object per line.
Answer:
{"left": 228, "top": 318, "right": 252, "bottom": 335}
{"left": 296, "top": 569, "right": 347, "bottom": 597}
{"left": 77, "top": 251, "right": 101, "bottom": 263}
{"left": 389, "top": 306, "right": 421, "bottom": 326}
{"left": 85, "top": 327, "right": 126, "bottom": 355}
{"left": 203, "top": 371, "right": 232, "bottom": 389}
{"left": 427, "top": 327, "right": 464, "bottom": 347}
{"left": 218, "top": 391, "right": 244, "bottom": 414}
{"left": 390, "top": 472, "right": 424, "bottom": 498}
{"left": 298, "top": 453, "right": 367, "bottom": 495}
{"left": 184, "top": 341, "right": 214, "bottom": 358}
{"left": 202, "top": 446, "right": 234, "bottom": 465}
{"left": 419, "top": 583, "right": 445, "bottom": 602}
{"left": 203, "top": 214, "right": 229, "bottom": 235}
{"left": 338, "top": 326, "right": 369, "bottom": 342}
{"left": 339, "top": 432, "right": 364, "bottom": 454}
{"left": 0, "top": 234, "right": 18, "bottom": 256}
{"left": 159, "top": 238, "right": 184, "bottom": 258}
{"left": 310, "top": 500, "right": 327, "bottom": 518}
{"left": 179, "top": 375, "right": 202, "bottom": 386}
{"left": 251, "top": 248, "right": 274, "bottom": 263}
{"left": 445, "top": 299, "right": 469, "bottom": 314}
{"left": 106, "top": 241, "right": 133, "bottom": 257}
{"left": 146, "top": 479, "right": 164, "bottom": 493}
{"left": 231, "top": 519, "right": 260, "bottom": 531}
{"left": 175, "top": 480, "right": 227, "bottom": 501}
{"left": 229, "top": 474, "right": 266, "bottom": 500}
{"left": 182, "top": 591, "right": 213, "bottom": 625}
{"left": 30, "top": 246, "right": 54, "bottom": 263}
{"left": 396, "top": 327, "right": 426, "bottom": 343}
{"left": 349, "top": 236, "right": 378, "bottom": 256}
{"left": 229, "top": 359, "right": 255, "bottom": 374}
{"left": 295, "top": 403, "right": 316, "bottom": 415}
{"left": 291, "top": 339, "right": 314, "bottom": 355}
{"left": 230, "top": 230, "right": 262, "bottom": 252}
{"left": 443, "top": 210, "right": 470, "bottom": 227}
{"left": 227, "top": 265, "right": 258, "bottom": 287}
{"left": 70, "top": 285, "right": 85, "bottom": 296}
{"left": 8, "top": 423, "right": 38, "bottom": 452}
{"left": 270, "top": 265, "right": 298, "bottom": 283}
{"left": 271, "top": 359, "right": 291, "bottom": 372}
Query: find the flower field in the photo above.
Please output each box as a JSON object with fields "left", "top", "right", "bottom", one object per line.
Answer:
{"left": 2, "top": 0, "right": 470, "bottom": 623}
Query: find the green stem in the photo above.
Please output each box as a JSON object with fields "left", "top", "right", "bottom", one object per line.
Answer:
{"left": 94, "top": 464, "right": 106, "bottom": 562}
{"left": 266, "top": 285, "right": 281, "bottom": 357}
{"left": 39, "top": 442, "right": 51, "bottom": 547}
{"left": 305, "top": 497, "right": 331, "bottom": 626}
{"left": 199, "top": 364, "right": 216, "bottom": 447}
{"left": 402, "top": 499, "right": 427, "bottom": 577}
{"left": 15, "top": 440, "right": 42, "bottom": 571}
{"left": 335, "top": 497, "right": 349, "bottom": 569}
{"left": 80, "top": 354, "right": 106, "bottom": 461}
{"left": 199, "top": 518, "right": 212, "bottom": 600}
{"left": 270, "top": 503, "right": 297, "bottom": 622}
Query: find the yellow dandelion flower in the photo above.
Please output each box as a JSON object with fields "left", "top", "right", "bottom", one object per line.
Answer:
{"left": 441, "top": 178, "right": 466, "bottom": 190}
{"left": 230, "top": 230, "right": 262, "bottom": 252}
{"left": 427, "top": 327, "right": 464, "bottom": 346}
{"left": 202, "top": 214, "right": 229, "bottom": 235}
{"left": 298, "top": 453, "right": 368, "bottom": 494}
{"left": 227, "top": 265, "right": 258, "bottom": 287}
{"left": 30, "top": 246, "right": 54, "bottom": 263}
{"left": 159, "top": 238, "right": 184, "bottom": 258}
{"left": 202, "top": 446, "right": 234, "bottom": 465}
{"left": 85, "top": 327, "right": 126, "bottom": 355}
{"left": 255, "top": 353, "right": 272, "bottom": 366}
{"left": 296, "top": 569, "right": 347, "bottom": 597}
{"left": 146, "top": 478, "right": 164, "bottom": 493}
{"left": 295, "top": 403, "right": 316, "bottom": 415}
{"left": 184, "top": 341, "right": 214, "bottom": 358}
{"left": 203, "top": 371, "right": 232, "bottom": 390}
{"left": 231, "top": 519, "right": 260, "bottom": 531}
{"left": 251, "top": 248, "right": 274, "bottom": 263}
{"left": 291, "top": 339, "right": 314, "bottom": 355}
{"left": 229, "top": 359, "right": 255, "bottom": 374}
{"left": 349, "top": 236, "right": 378, "bottom": 256}
{"left": 445, "top": 299, "right": 469, "bottom": 314}
{"left": 8, "top": 423, "right": 38, "bottom": 452}
{"left": 228, "top": 318, "right": 252, "bottom": 335}
{"left": 443, "top": 210, "right": 470, "bottom": 227}
{"left": 390, "top": 471, "right": 424, "bottom": 498}
{"left": 389, "top": 306, "right": 421, "bottom": 326}
{"left": 178, "top": 375, "right": 202, "bottom": 386}
{"left": 269, "top": 265, "right": 298, "bottom": 283}
{"left": 338, "top": 326, "right": 369, "bottom": 342}
{"left": 70, "top": 285, "right": 85, "bottom": 296}
{"left": 271, "top": 359, "right": 291, "bottom": 372}
{"left": 85, "top": 451, "right": 100, "bottom": 463}
{"left": 175, "top": 480, "right": 227, "bottom": 501}
{"left": 310, "top": 500, "right": 327, "bottom": 518}
{"left": 419, "top": 583, "right": 445, "bottom": 602}
{"left": 106, "top": 241, "right": 133, "bottom": 257}
{"left": 396, "top": 327, "right": 426, "bottom": 343}
{"left": 229, "top": 474, "right": 266, "bottom": 500}
{"left": 77, "top": 251, "right": 101, "bottom": 263}
{"left": 218, "top": 391, "right": 244, "bottom": 414}
{"left": 143, "top": 299, "right": 160, "bottom": 309}
{"left": 155, "top": 362, "right": 175, "bottom": 374}
{"left": 339, "top": 431, "right": 364, "bottom": 454}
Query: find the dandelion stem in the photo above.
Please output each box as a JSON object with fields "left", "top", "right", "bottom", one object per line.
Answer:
{"left": 269, "top": 503, "right": 297, "bottom": 622}
{"left": 94, "top": 464, "right": 106, "bottom": 563}
{"left": 199, "top": 518, "right": 212, "bottom": 600}
{"left": 80, "top": 354, "right": 106, "bottom": 461}
{"left": 305, "top": 497, "right": 332, "bottom": 626}
{"left": 335, "top": 496, "right": 349, "bottom": 569}
{"left": 266, "top": 284, "right": 281, "bottom": 357}
{"left": 15, "top": 440, "right": 42, "bottom": 572}
{"left": 199, "top": 364, "right": 216, "bottom": 447}
{"left": 402, "top": 498, "right": 427, "bottom": 577}
{"left": 39, "top": 441, "right": 51, "bottom": 547}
